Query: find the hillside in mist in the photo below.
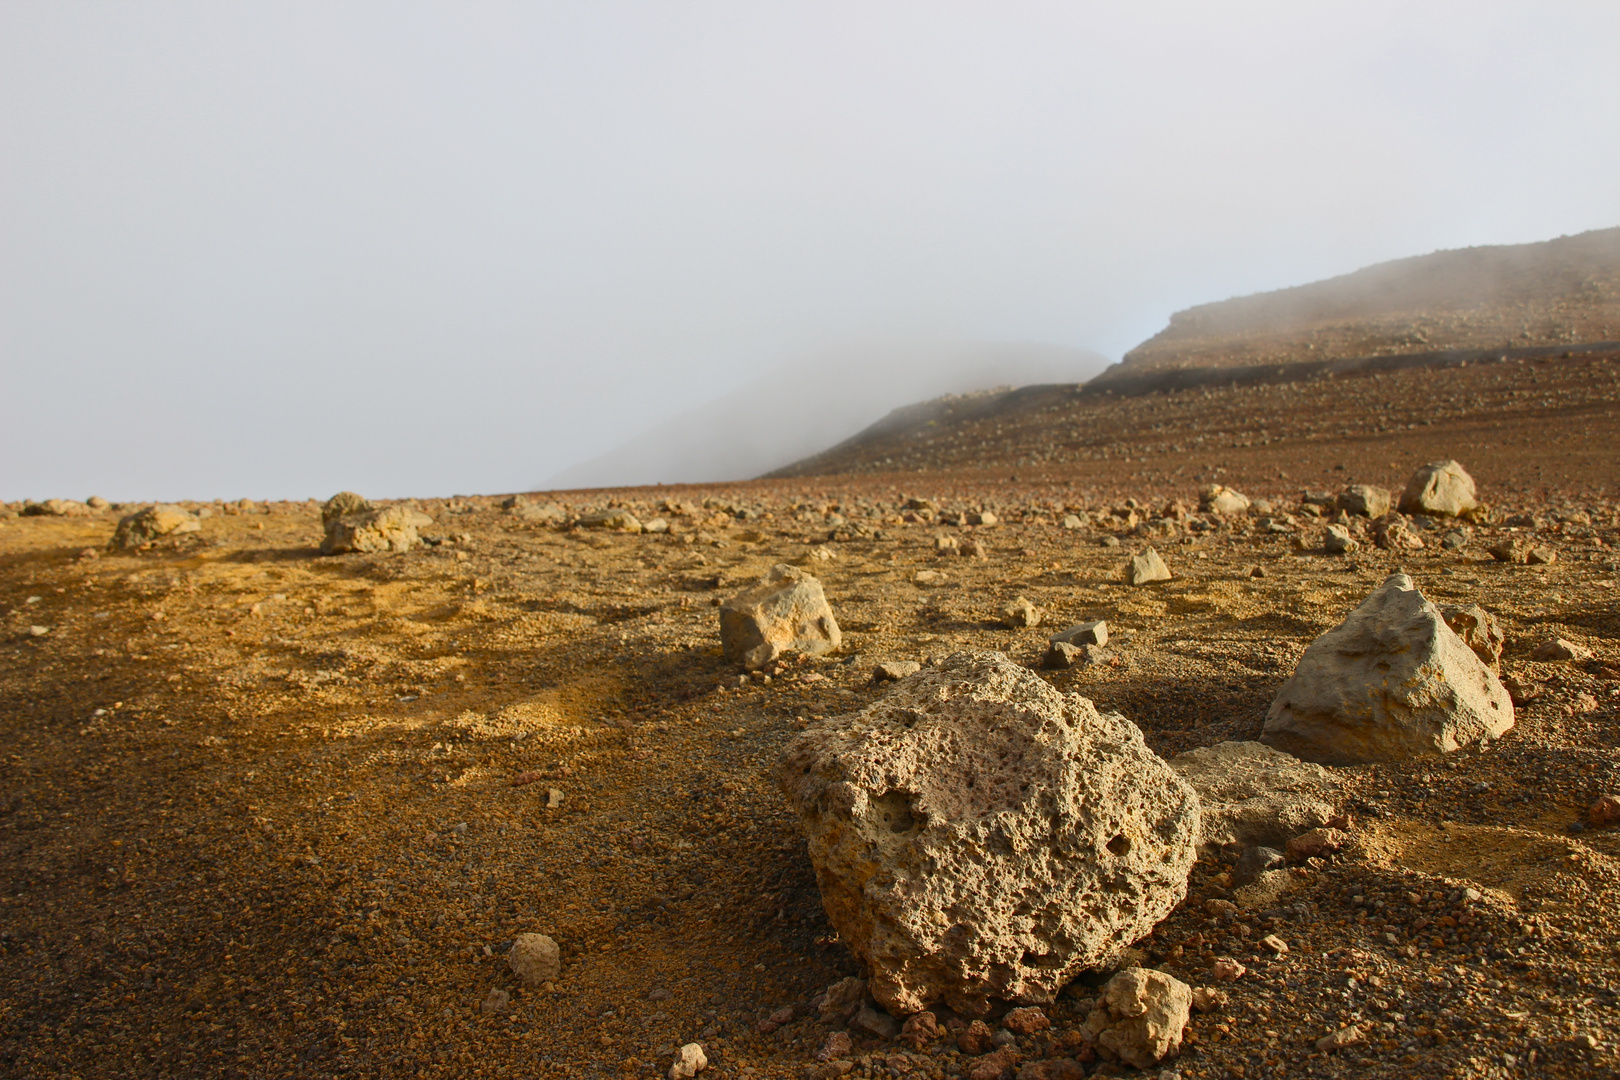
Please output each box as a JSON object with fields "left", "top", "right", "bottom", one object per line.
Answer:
{"left": 545, "top": 341, "right": 1108, "bottom": 490}
{"left": 1103, "top": 226, "right": 1620, "bottom": 382}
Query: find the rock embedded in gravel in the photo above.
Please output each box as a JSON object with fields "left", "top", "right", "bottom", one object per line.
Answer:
{"left": 1285, "top": 826, "right": 1349, "bottom": 860}
{"left": 1323, "top": 524, "right": 1359, "bottom": 554}
{"left": 1015, "top": 1060, "right": 1085, "bottom": 1080}
{"left": 1231, "top": 845, "right": 1287, "bottom": 886}
{"left": 1261, "top": 572, "right": 1515, "bottom": 764}
{"left": 1373, "top": 513, "right": 1424, "bottom": 550}
{"left": 967, "top": 1046, "right": 1019, "bottom": 1080}
{"left": 1316, "top": 1024, "right": 1365, "bottom": 1052}
{"left": 1589, "top": 795, "right": 1620, "bottom": 826}
{"left": 1211, "top": 958, "right": 1245, "bottom": 981}
{"left": 899, "top": 1010, "right": 940, "bottom": 1049}
{"left": 1199, "top": 485, "right": 1251, "bottom": 516}
{"left": 1002, "top": 597, "right": 1042, "bottom": 629}
{"left": 111, "top": 504, "right": 201, "bottom": 549}
{"left": 814, "top": 1031, "right": 854, "bottom": 1061}
{"left": 1440, "top": 604, "right": 1506, "bottom": 671}
{"left": 872, "top": 660, "right": 922, "bottom": 683}
{"left": 481, "top": 988, "right": 510, "bottom": 1014}
{"left": 1079, "top": 968, "right": 1191, "bottom": 1069}
{"left": 579, "top": 507, "right": 642, "bottom": 532}
{"left": 849, "top": 1006, "right": 899, "bottom": 1041}
{"left": 669, "top": 1042, "right": 708, "bottom": 1079}
{"left": 1488, "top": 538, "right": 1530, "bottom": 563}
{"left": 1167, "top": 740, "right": 1338, "bottom": 851}
{"left": 1398, "top": 460, "right": 1478, "bottom": 517}
{"left": 1533, "top": 637, "right": 1593, "bottom": 662}
{"left": 1527, "top": 545, "right": 1558, "bottom": 565}
{"left": 507, "top": 932, "right": 560, "bottom": 986}
{"left": 1001, "top": 1007, "right": 1049, "bottom": 1035}
{"left": 1124, "top": 547, "right": 1172, "bottom": 585}
{"left": 321, "top": 505, "right": 432, "bottom": 555}
{"left": 958, "top": 1020, "right": 995, "bottom": 1055}
{"left": 719, "top": 564, "right": 841, "bottom": 671}
{"left": 514, "top": 500, "right": 568, "bottom": 526}
{"left": 818, "top": 976, "right": 868, "bottom": 1023}
{"left": 1049, "top": 620, "right": 1108, "bottom": 649}
{"left": 321, "top": 491, "right": 373, "bottom": 526}
{"left": 1338, "top": 484, "right": 1391, "bottom": 518}
{"left": 778, "top": 652, "right": 1199, "bottom": 1016}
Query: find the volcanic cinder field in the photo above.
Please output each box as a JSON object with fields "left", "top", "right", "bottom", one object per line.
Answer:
{"left": 2, "top": 341, "right": 1619, "bottom": 1080}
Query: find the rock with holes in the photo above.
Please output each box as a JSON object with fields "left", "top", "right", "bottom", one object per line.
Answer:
{"left": 321, "top": 491, "right": 373, "bottom": 526}
{"left": 320, "top": 505, "right": 433, "bottom": 555}
{"left": 110, "top": 504, "right": 201, "bottom": 549}
{"left": 1079, "top": 967, "right": 1191, "bottom": 1068}
{"left": 720, "top": 564, "right": 842, "bottom": 671}
{"left": 777, "top": 651, "right": 1199, "bottom": 1016}
{"left": 1440, "top": 604, "right": 1505, "bottom": 672}
{"left": 1261, "top": 573, "right": 1514, "bottom": 765}
{"left": 1167, "top": 741, "right": 1339, "bottom": 852}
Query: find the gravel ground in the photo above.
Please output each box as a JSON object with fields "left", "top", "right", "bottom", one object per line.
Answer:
{"left": 2, "top": 362, "right": 1618, "bottom": 1080}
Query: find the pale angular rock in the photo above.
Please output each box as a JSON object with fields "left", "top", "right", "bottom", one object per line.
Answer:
{"left": 1124, "top": 547, "right": 1171, "bottom": 585}
{"left": 778, "top": 652, "right": 1199, "bottom": 1015}
{"left": 849, "top": 1006, "right": 898, "bottom": 1041}
{"left": 1533, "top": 637, "right": 1592, "bottom": 662}
{"left": 669, "top": 1042, "right": 708, "bottom": 1080}
{"left": 1337, "top": 485, "right": 1391, "bottom": 518}
{"left": 1199, "top": 485, "right": 1250, "bottom": 516}
{"left": 1398, "top": 460, "right": 1477, "bottom": 517}
{"left": 1316, "top": 1024, "right": 1365, "bottom": 1052}
{"left": 1323, "top": 525, "right": 1358, "bottom": 554}
{"left": 514, "top": 500, "right": 567, "bottom": 526}
{"left": 111, "top": 504, "right": 201, "bottom": 549}
{"left": 507, "top": 932, "right": 560, "bottom": 987}
{"left": 579, "top": 507, "right": 642, "bottom": 533}
{"left": 320, "top": 505, "right": 432, "bottom": 555}
{"left": 1440, "top": 604, "right": 1505, "bottom": 671}
{"left": 1373, "top": 514, "right": 1424, "bottom": 551}
{"left": 1167, "top": 741, "right": 1339, "bottom": 851}
{"left": 1049, "top": 620, "right": 1108, "bottom": 649}
{"left": 1487, "top": 538, "right": 1530, "bottom": 564}
{"left": 720, "top": 564, "right": 841, "bottom": 671}
{"left": 321, "top": 491, "right": 373, "bottom": 526}
{"left": 872, "top": 660, "right": 922, "bottom": 684}
{"left": 1079, "top": 968, "right": 1191, "bottom": 1068}
{"left": 1261, "top": 573, "right": 1514, "bottom": 764}
{"left": 817, "top": 976, "right": 869, "bottom": 1023}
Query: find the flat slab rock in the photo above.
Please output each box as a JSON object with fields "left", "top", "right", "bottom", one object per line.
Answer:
{"left": 1167, "top": 741, "right": 1340, "bottom": 851}
{"left": 778, "top": 651, "right": 1199, "bottom": 1016}
{"left": 1261, "top": 572, "right": 1514, "bottom": 764}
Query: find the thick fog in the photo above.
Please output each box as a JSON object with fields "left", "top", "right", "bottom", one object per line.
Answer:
{"left": 3, "top": 3, "right": 1619, "bottom": 501}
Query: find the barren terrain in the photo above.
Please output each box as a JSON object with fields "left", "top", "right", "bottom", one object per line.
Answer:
{"left": 2, "top": 350, "right": 1618, "bottom": 1080}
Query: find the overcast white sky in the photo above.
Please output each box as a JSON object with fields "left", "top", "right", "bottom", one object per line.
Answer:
{"left": 3, "top": 3, "right": 1618, "bottom": 501}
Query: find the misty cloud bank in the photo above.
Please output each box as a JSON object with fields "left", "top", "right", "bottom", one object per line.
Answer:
{"left": 3, "top": 4, "right": 1619, "bottom": 500}
{"left": 546, "top": 341, "right": 1107, "bottom": 489}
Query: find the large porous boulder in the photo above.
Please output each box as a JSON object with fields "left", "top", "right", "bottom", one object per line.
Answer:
{"left": 1398, "top": 460, "right": 1477, "bottom": 517}
{"left": 720, "top": 564, "right": 841, "bottom": 671}
{"left": 111, "top": 504, "right": 201, "bottom": 550}
{"left": 1260, "top": 573, "right": 1514, "bottom": 764}
{"left": 321, "top": 491, "right": 373, "bottom": 526}
{"left": 1080, "top": 968, "right": 1192, "bottom": 1068}
{"left": 321, "top": 505, "right": 433, "bottom": 555}
{"left": 1168, "top": 741, "right": 1340, "bottom": 852}
{"left": 778, "top": 652, "right": 1199, "bottom": 1016}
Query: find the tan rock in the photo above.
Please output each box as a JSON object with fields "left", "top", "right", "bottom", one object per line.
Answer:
{"left": 1168, "top": 740, "right": 1339, "bottom": 851}
{"left": 1002, "top": 597, "right": 1042, "bottom": 628}
{"left": 778, "top": 652, "right": 1199, "bottom": 1016}
{"left": 1398, "top": 460, "right": 1477, "bottom": 517}
{"left": 110, "top": 504, "right": 201, "bottom": 549}
{"left": 1261, "top": 573, "right": 1514, "bottom": 764}
{"left": 1124, "top": 547, "right": 1171, "bottom": 585}
{"left": 669, "top": 1042, "right": 708, "bottom": 1080}
{"left": 320, "top": 505, "right": 432, "bottom": 555}
{"left": 1337, "top": 484, "right": 1391, "bottom": 518}
{"left": 1532, "top": 637, "right": 1593, "bottom": 662}
{"left": 579, "top": 507, "right": 642, "bottom": 533}
{"left": 321, "top": 491, "right": 372, "bottom": 526}
{"left": 1440, "top": 604, "right": 1505, "bottom": 671}
{"left": 720, "top": 564, "right": 841, "bottom": 671}
{"left": 1079, "top": 968, "right": 1191, "bottom": 1068}
{"left": 1199, "top": 485, "right": 1250, "bottom": 515}
{"left": 507, "top": 932, "right": 560, "bottom": 987}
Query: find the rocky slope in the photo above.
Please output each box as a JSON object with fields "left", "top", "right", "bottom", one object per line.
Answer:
{"left": 1111, "top": 227, "right": 1620, "bottom": 380}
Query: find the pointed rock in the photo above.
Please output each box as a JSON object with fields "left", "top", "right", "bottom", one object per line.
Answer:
{"left": 1260, "top": 573, "right": 1513, "bottom": 764}
{"left": 1398, "top": 460, "right": 1477, "bottom": 517}
{"left": 719, "top": 564, "right": 841, "bottom": 671}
